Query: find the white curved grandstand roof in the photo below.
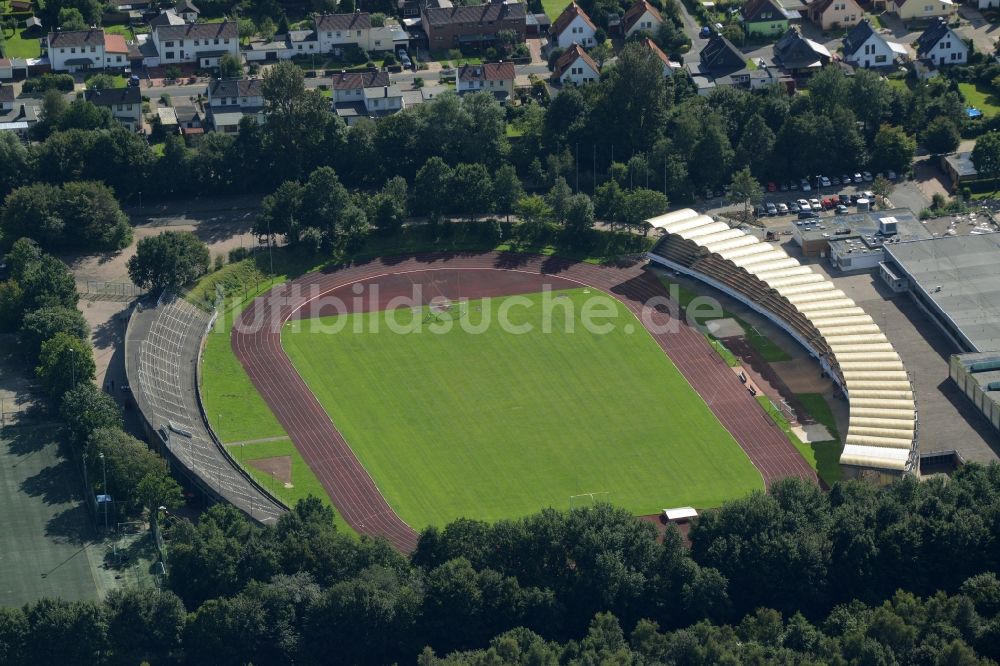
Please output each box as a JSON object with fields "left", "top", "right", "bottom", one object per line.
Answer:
{"left": 648, "top": 209, "right": 916, "bottom": 473}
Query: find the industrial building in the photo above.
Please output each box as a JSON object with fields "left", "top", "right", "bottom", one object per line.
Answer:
{"left": 950, "top": 354, "right": 1000, "bottom": 433}
{"left": 881, "top": 233, "right": 1000, "bottom": 353}
{"left": 792, "top": 208, "right": 930, "bottom": 268}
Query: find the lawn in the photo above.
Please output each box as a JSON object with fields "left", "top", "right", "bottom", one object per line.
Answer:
{"left": 756, "top": 393, "right": 843, "bottom": 486}
{"left": 541, "top": 0, "right": 569, "bottom": 19}
{"left": 959, "top": 82, "right": 1000, "bottom": 118}
{"left": 226, "top": 438, "right": 355, "bottom": 535}
{"left": 103, "top": 24, "right": 135, "bottom": 41}
{"left": 282, "top": 288, "right": 763, "bottom": 529}
{"left": 1, "top": 29, "right": 41, "bottom": 58}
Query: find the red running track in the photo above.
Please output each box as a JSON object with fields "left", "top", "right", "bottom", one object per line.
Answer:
{"left": 232, "top": 252, "right": 818, "bottom": 552}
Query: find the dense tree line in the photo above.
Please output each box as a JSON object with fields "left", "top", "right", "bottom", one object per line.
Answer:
{"left": 2, "top": 466, "right": 999, "bottom": 664}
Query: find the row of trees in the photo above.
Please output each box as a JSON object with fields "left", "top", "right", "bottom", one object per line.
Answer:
{"left": 3, "top": 465, "right": 1000, "bottom": 664}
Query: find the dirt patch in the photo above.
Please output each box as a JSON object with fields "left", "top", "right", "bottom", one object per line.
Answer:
{"left": 247, "top": 455, "right": 292, "bottom": 487}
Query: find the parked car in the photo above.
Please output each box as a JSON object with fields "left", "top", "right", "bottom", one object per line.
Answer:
{"left": 819, "top": 175, "right": 831, "bottom": 188}
{"left": 841, "top": 174, "right": 852, "bottom": 184}
{"left": 777, "top": 203, "right": 789, "bottom": 214}
{"left": 796, "top": 198, "right": 810, "bottom": 209}
{"left": 798, "top": 210, "right": 819, "bottom": 219}
{"left": 835, "top": 204, "right": 849, "bottom": 214}
{"left": 862, "top": 190, "right": 875, "bottom": 199}
{"left": 766, "top": 202, "right": 777, "bottom": 216}
{"left": 699, "top": 25, "right": 712, "bottom": 38}
{"left": 767, "top": 181, "right": 777, "bottom": 192}
{"left": 853, "top": 172, "right": 864, "bottom": 184}
{"left": 831, "top": 176, "right": 841, "bottom": 186}
{"left": 800, "top": 178, "right": 812, "bottom": 192}
{"left": 862, "top": 171, "right": 873, "bottom": 182}
{"left": 789, "top": 181, "right": 798, "bottom": 190}
{"left": 839, "top": 194, "right": 851, "bottom": 205}
{"left": 822, "top": 197, "right": 836, "bottom": 209}
{"left": 809, "top": 198, "right": 822, "bottom": 211}
{"left": 887, "top": 170, "right": 898, "bottom": 180}
{"left": 755, "top": 204, "right": 767, "bottom": 217}
{"left": 788, "top": 201, "right": 800, "bottom": 212}
{"left": 780, "top": 181, "right": 789, "bottom": 191}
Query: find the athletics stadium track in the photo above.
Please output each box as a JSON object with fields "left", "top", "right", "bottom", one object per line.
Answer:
{"left": 232, "top": 253, "right": 818, "bottom": 552}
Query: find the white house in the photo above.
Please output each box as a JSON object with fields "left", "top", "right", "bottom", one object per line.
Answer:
{"left": 84, "top": 87, "right": 143, "bottom": 131}
{"left": 151, "top": 21, "right": 239, "bottom": 68}
{"left": 915, "top": 17, "right": 968, "bottom": 66}
{"left": 621, "top": 0, "right": 664, "bottom": 38}
{"left": 456, "top": 61, "right": 516, "bottom": 101}
{"left": 549, "top": 2, "right": 597, "bottom": 49}
{"left": 316, "top": 12, "right": 371, "bottom": 53}
{"left": 206, "top": 78, "right": 264, "bottom": 132}
{"left": 842, "top": 19, "right": 907, "bottom": 68}
{"left": 552, "top": 43, "right": 600, "bottom": 85}
{"left": 47, "top": 29, "right": 131, "bottom": 72}
{"left": 175, "top": 0, "right": 200, "bottom": 23}
{"left": 331, "top": 70, "right": 403, "bottom": 124}
{"left": 0, "top": 59, "right": 13, "bottom": 81}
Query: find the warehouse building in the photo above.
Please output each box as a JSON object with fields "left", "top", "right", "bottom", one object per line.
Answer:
{"left": 792, "top": 208, "right": 930, "bottom": 265}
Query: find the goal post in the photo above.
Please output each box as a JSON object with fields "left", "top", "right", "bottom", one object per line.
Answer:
{"left": 569, "top": 491, "right": 611, "bottom": 510}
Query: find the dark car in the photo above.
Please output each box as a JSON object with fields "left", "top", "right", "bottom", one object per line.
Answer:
{"left": 835, "top": 205, "right": 850, "bottom": 214}
{"left": 798, "top": 210, "right": 819, "bottom": 219}
{"left": 699, "top": 25, "right": 712, "bottom": 38}
{"left": 838, "top": 194, "right": 851, "bottom": 205}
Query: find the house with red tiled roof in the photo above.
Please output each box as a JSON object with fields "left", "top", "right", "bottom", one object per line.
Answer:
{"left": 104, "top": 33, "right": 129, "bottom": 69}
{"left": 550, "top": 2, "right": 598, "bottom": 49}
{"left": 0, "top": 59, "right": 12, "bottom": 82}
{"left": 553, "top": 43, "right": 599, "bottom": 85}
{"left": 622, "top": 0, "right": 664, "bottom": 38}
{"left": 640, "top": 37, "right": 681, "bottom": 76}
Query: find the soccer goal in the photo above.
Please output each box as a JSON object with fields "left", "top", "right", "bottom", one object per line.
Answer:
{"left": 569, "top": 491, "right": 611, "bottom": 510}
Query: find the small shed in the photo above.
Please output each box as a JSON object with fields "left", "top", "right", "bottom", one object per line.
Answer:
{"left": 24, "top": 16, "right": 43, "bottom": 35}
{"left": 662, "top": 506, "right": 698, "bottom": 523}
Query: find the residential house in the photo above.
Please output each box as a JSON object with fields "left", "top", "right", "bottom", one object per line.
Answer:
{"left": 915, "top": 17, "right": 967, "bottom": 66}
{"left": 891, "top": 0, "right": 957, "bottom": 21}
{"left": 104, "top": 33, "right": 129, "bottom": 69}
{"left": 550, "top": 2, "right": 598, "bottom": 49}
{"left": 552, "top": 43, "right": 600, "bottom": 85}
{"left": 316, "top": 12, "right": 371, "bottom": 53}
{"left": 621, "top": 0, "right": 664, "bottom": 38}
{"left": 698, "top": 33, "right": 746, "bottom": 74}
{"left": 206, "top": 78, "right": 265, "bottom": 132}
{"left": 331, "top": 70, "right": 403, "bottom": 124}
{"left": 172, "top": 102, "right": 204, "bottom": 139}
{"left": 640, "top": 37, "right": 681, "bottom": 76}
{"left": 148, "top": 9, "right": 186, "bottom": 28}
{"left": 772, "top": 26, "right": 832, "bottom": 74}
{"left": 175, "top": 0, "right": 200, "bottom": 23}
{"left": 24, "top": 17, "right": 43, "bottom": 36}
{"left": 9, "top": 0, "right": 31, "bottom": 11}
{"left": 422, "top": 1, "right": 527, "bottom": 49}
{"left": 84, "top": 87, "right": 143, "bottom": 131}
{"left": 47, "top": 29, "right": 114, "bottom": 72}
{"left": 694, "top": 34, "right": 789, "bottom": 92}
{"left": 742, "top": 0, "right": 791, "bottom": 38}
{"left": 806, "top": 0, "right": 862, "bottom": 31}
{"left": 456, "top": 61, "right": 516, "bottom": 101}
{"left": 842, "top": 18, "right": 907, "bottom": 68}
{"left": 0, "top": 82, "right": 13, "bottom": 113}
{"left": 151, "top": 21, "right": 239, "bottom": 68}
{"left": 0, "top": 59, "right": 12, "bottom": 82}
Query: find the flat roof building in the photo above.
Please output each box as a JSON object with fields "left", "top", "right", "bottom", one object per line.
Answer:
{"left": 882, "top": 233, "right": 1000, "bottom": 353}
{"left": 792, "top": 208, "right": 930, "bottom": 263}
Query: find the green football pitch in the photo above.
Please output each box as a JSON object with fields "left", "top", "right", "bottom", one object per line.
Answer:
{"left": 281, "top": 288, "right": 763, "bottom": 529}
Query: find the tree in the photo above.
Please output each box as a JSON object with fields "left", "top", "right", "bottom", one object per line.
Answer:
{"left": 105, "top": 588, "right": 186, "bottom": 664}
{"left": 1, "top": 183, "right": 66, "bottom": 248}
{"left": 622, "top": 189, "right": 669, "bottom": 233}
{"left": 19, "top": 305, "right": 89, "bottom": 362}
{"left": 728, "top": 166, "right": 764, "bottom": 221}
{"left": 451, "top": 163, "right": 493, "bottom": 221}
{"left": 36, "top": 332, "right": 95, "bottom": 399}
{"left": 547, "top": 176, "right": 572, "bottom": 225}
{"left": 137, "top": 472, "right": 184, "bottom": 531}
{"left": 84, "top": 74, "right": 118, "bottom": 91}
{"left": 87, "top": 427, "right": 169, "bottom": 515}
{"left": 57, "top": 7, "right": 87, "bottom": 30}
{"left": 972, "top": 131, "right": 1000, "bottom": 188}
{"left": 872, "top": 175, "right": 894, "bottom": 206}
{"left": 515, "top": 195, "right": 553, "bottom": 242}
{"left": 871, "top": 125, "right": 916, "bottom": 175}
{"left": 370, "top": 176, "right": 408, "bottom": 234}
{"left": 60, "top": 181, "right": 133, "bottom": 250}
{"left": 564, "top": 193, "right": 595, "bottom": 239}
{"left": 262, "top": 61, "right": 331, "bottom": 179}
{"left": 127, "top": 231, "right": 211, "bottom": 290}
{"left": 922, "top": 116, "right": 960, "bottom": 156}
{"left": 414, "top": 157, "right": 454, "bottom": 219}
{"left": 219, "top": 52, "right": 244, "bottom": 80}
{"left": 256, "top": 180, "right": 304, "bottom": 243}
{"left": 491, "top": 164, "right": 523, "bottom": 223}
{"left": 59, "top": 382, "right": 123, "bottom": 448}
{"left": 0, "top": 133, "right": 30, "bottom": 198}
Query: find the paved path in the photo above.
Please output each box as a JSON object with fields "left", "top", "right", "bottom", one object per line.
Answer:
{"left": 233, "top": 253, "right": 816, "bottom": 552}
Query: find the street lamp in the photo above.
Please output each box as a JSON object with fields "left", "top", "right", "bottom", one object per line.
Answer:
{"left": 99, "top": 452, "right": 108, "bottom": 533}
{"left": 69, "top": 348, "right": 76, "bottom": 390}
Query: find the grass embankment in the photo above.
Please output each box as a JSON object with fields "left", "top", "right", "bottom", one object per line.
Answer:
{"left": 282, "top": 289, "right": 763, "bottom": 529}
{"left": 756, "top": 393, "right": 843, "bottom": 486}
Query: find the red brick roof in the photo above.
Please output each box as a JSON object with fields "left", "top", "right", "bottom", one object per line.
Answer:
{"left": 104, "top": 33, "right": 128, "bottom": 53}
{"left": 553, "top": 43, "right": 598, "bottom": 79}
{"left": 458, "top": 61, "right": 516, "bottom": 82}
{"left": 550, "top": 2, "right": 596, "bottom": 39}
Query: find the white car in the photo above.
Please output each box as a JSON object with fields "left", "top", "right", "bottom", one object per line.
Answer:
{"left": 853, "top": 172, "right": 864, "bottom": 184}
{"left": 809, "top": 198, "right": 822, "bottom": 211}
{"left": 796, "top": 198, "right": 810, "bottom": 209}
{"left": 777, "top": 203, "right": 789, "bottom": 214}
{"left": 800, "top": 179, "right": 812, "bottom": 192}
{"left": 819, "top": 176, "right": 831, "bottom": 187}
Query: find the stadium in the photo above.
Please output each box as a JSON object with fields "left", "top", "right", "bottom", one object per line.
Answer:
{"left": 125, "top": 211, "right": 919, "bottom": 549}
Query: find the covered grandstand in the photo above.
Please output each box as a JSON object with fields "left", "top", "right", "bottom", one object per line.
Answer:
{"left": 646, "top": 208, "right": 918, "bottom": 480}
